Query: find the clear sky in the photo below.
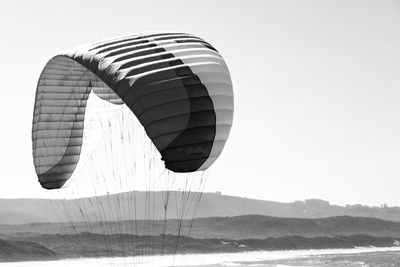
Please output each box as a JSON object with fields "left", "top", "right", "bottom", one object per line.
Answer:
{"left": 0, "top": 0, "right": 399, "bottom": 206}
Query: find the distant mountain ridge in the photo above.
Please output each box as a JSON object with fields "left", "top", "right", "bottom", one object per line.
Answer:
{"left": 1, "top": 192, "right": 400, "bottom": 224}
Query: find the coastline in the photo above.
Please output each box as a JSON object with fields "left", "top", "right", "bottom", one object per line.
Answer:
{"left": 2, "top": 246, "right": 400, "bottom": 266}
{"left": 2, "top": 233, "right": 399, "bottom": 261}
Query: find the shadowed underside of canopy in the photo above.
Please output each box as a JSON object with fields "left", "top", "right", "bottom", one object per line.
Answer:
{"left": 32, "top": 33, "right": 234, "bottom": 189}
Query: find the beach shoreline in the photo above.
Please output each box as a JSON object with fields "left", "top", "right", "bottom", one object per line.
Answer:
{"left": 2, "top": 246, "right": 400, "bottom": 266}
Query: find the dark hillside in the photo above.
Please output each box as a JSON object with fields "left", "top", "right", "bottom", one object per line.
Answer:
{"left": 0, "top": 238, "right": 57, "bottom": 262}
{"left": 2, "top": 215, "right": 400, "bottom": 240}
{"left": 6, "top": 233, "right": 400, "bottom": 261}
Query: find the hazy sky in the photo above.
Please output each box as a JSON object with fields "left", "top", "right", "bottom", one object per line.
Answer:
{"left": 0, "top": 0, "right": 399, "bottom": 206}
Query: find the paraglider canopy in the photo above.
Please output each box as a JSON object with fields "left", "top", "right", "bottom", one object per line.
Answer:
{"left": 32, "top": 33, "right": 234, "bottom": 189}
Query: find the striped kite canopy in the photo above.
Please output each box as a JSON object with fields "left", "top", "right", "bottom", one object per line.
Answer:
{"left": 32, "top": 33, "right": 234, "bottom": 189}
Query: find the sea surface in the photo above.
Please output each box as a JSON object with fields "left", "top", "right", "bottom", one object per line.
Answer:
{"left": 3, "top": 247, "right": 400, "bottom": 267}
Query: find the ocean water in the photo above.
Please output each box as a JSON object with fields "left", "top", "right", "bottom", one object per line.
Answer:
{"left": 3, "top": 247, "right": 400, "bottom": 267}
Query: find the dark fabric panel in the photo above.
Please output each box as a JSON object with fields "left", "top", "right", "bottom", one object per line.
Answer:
{"left": 118, "top": 53, "right": 174, "bottom": 68}
{"left": 174, "top": 39, "right": 217, "bottom": 52}
{"left": 133, "top": 66, "right": 193, "bottom": 86}
{"left": 88, "top": 33, "right": 184, "bottom": 51}
{"left": 103, "top": 43, "right": 159, "bottom": 58}
{"left": 97, "top": 35, "right": 202, "bottom": 56}
{"left": 96, "top": 40, "right": 151, "bottom": 54}
{"left": 109, "top": 47, "right": 165, "bottom": 65}
{"left": 38, "top": 176, "right": 69, "bottom": 189}
{"left": 70, "top": 39, "right": 217, "bottom": 172}
{"left": 165, "top": 158, "right": 211, "bottom": 173}
{"left": 155, "top": 73, "right": 215, "bottom": 172}
{"left": 125, "top": 59, "right": 182, "bottom": 77}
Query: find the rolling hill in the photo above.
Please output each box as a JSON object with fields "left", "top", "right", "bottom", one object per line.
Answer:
{"left": 0, "top": 238, "right": 57, "bottom": 262}
{"left": 1, "top": 192, "right": 400, "bottom": 224}
{"left": 2, "top": 215, "right": 400, "bottom": 240}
